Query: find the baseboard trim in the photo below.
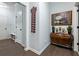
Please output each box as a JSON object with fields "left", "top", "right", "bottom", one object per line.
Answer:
{"left": 77, "top": 52, "right": 79, "bottom": 55}
{"left": 24, "top": 42, "right": 50, "bottom": 55}
{"left": 15, "top": 39, "right": 25, "bottom": 48}
{"left": 29, "top": 47, "right": 41, "bottom": 55}
{"left": 14, "top": 39, "right": 18, "bottom": 43}
{"left": 0, "top": 38, "right": 10, "bottom": 40}
{"left": 24, "top": 47, "right": 41, "bottom": 55}
{"left": 24, "top": 48, "right": 29, "bottom": 51}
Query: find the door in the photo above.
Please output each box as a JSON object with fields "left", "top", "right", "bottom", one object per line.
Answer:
{"left": 15, "top": 3, "right": 25, "bottom": 47}
{"left": 0, "top": 17, "right": 8, "bottom": 40}
{"left": 0, "top": 8, "right": 8, "bottom": 40}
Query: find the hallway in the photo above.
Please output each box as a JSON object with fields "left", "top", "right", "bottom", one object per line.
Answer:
{"left": 0, "top": 39, "right": 78, "bottom": 56}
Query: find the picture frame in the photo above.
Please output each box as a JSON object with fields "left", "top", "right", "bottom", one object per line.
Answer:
{"left": 51, "top": 11, "right": 72, "bottom": 26}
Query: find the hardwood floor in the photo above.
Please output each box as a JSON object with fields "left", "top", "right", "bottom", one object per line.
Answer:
{"left": 0, "top": 39, "right": 78, "bottom": 56}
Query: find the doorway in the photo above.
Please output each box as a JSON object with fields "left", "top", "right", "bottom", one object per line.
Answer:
{"left": 0, "top": 3, "right": 11, "bottom": 40}
{"left": 15, "top": 3, "right": 26, "bottom": 47}
{"left": 0, "top": 10, "right": 8, "bottom": 40}
{"left": 0, "top": 2, "right": 26, "bottom": 48}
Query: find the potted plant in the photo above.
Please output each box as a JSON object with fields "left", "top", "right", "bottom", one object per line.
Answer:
{"left": 52, "top": 26, "right": 55, "bottom": 33}
{"left": 67, "top": 25, "right": 72, "bottom": 35}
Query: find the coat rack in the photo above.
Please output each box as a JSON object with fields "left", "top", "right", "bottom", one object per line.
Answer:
{"left": 31, "top": 7, "right": 37, "bottom": 33}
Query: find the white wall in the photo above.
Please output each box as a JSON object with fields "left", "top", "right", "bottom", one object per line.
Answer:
{"left": 39, "top": 2, "right": 50, "bottom": 52}
{"left": 49, "top": 2, "right": 78, "bottom": 52}
{"left": 8, "top": 5, "right": 16, "bottom": 36}
{"left": 21, "top": 2, "right": 40, "bottom": 51}
{"left": 29, "top": 2, "right": 40, "bottom": 51}
{"left": 24, "top": 2, "right": 50, "bottom": 54}
{"left": 49, "top": 2, "right": 75, "bottom": 32}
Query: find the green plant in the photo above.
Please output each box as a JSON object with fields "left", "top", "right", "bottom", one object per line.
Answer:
{"left": 67, "top": 25, "right": 72, "bottom": 35}
{"left": 52, "top": 26, "right": 55, "bottom": 33}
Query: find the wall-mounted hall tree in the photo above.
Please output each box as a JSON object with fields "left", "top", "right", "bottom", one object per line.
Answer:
{"left": 31, "top": 7, "right": 37, "bottom": 33}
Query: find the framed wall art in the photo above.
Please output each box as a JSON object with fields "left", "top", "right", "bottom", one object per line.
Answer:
{"left": 51, "top": 11, "right": 72, "bottom": 26}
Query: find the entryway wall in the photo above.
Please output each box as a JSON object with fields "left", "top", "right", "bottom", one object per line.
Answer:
{"left": 24, "top": 2, "right": 51, "bottom": 55}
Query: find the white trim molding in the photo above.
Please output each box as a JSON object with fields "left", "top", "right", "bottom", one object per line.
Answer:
{"left": 77, "top": 51, "right": 79, "bottom": 55}
{"left": 24, "top": 47, "right": 41, "bottom": 55}
{"left": 24, "top": 48, "right": 29, "bottom": 51}
{"left": 0, "top": 37, "right": 9, "bottom": 40}
{"left": 15, "top": 39, "right": 25, "bottom": 48}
